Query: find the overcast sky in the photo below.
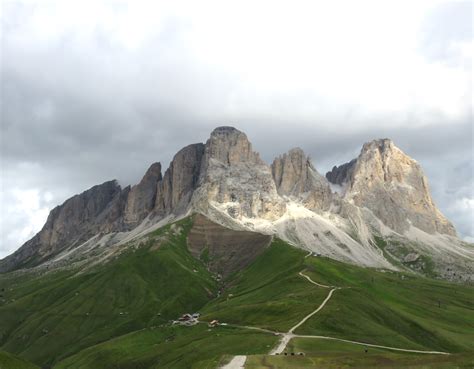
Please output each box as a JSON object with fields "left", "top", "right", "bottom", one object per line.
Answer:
{"left": 1, "top": 0, "right": 472, "bottom": 257}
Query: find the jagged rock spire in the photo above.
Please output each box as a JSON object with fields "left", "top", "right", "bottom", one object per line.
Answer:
{"left": 271, "top": 148, "right": 332, "bottom": 210}
{"left": 326, "top": 138, "right": 456, "bottom": 235}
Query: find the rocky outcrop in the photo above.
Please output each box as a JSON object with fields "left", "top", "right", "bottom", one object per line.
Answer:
{"left": 187, "top": 214, "right": 272, "bottom": 276}
{"left": 155, "top": 143, "right": 205, "bottom": 215}
{"left": 124, "top": 162, "right": 162, "bottom": 228}
{"left": 326, "top": 159, "right": 356, "bottom": 185}
{"left": 204, "top": 126, "right": 263, "bottom": 166}
{"left": 326, "top": 139, "right": 456, "bottom": 236}
{"left": 0, "top": 180, "right": 126, "bottom": 272}
{"left": 195, "top": 127, "right": 286, "bottom": 220}
{"left": 272, "top": 148, "right": 332, "bottom": 210}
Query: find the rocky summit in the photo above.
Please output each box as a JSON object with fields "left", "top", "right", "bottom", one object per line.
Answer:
{"left": 1, "top": 127, "right": 472, "bottom": 281}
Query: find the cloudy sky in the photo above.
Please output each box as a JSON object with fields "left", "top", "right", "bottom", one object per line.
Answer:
{"left": 1, "top": 0, "right": 472, "bottom": 257}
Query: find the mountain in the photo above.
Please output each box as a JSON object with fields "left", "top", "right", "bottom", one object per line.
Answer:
{"left": 1, "top": 127, "right": 472, "bottom": 281}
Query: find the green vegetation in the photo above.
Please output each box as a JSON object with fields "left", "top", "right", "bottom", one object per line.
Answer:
{"left": 0, "top": 217, "right": 217, "bottom": 367}
{"left": 298, "top": 256, "right": 474, "bottom": 352}
{"left": 55, "top": 324, "right": 277, "bottom": 369}
{"left": 0, "top": 216, "right": 473, "bottom": 369}
{"left": 200, "top": 239, "right": 328, "bottom": 332}
{"left": 247, "top": 336, "right": 474, "bottom": 369}
{"left": 245, "top": 351, "right": 474, "bottom": 369}
{"left": 0, "top": 350, "right": 40, "bottom": 369}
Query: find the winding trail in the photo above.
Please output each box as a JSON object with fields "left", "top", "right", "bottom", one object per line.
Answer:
{"left": 299, "top": 271, "right": 332, "bottom": 288}
{"left": 269, "top": 272, "right": 337, "bottom": 355}
{"left": 221, "top": 264, "right": 450, "bottom": 366}
{"left": 294, "top": 335, "right": 451, "bottom": 355}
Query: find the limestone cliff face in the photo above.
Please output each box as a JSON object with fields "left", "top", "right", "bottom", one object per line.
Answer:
{"left": 271, "top": 148, "right": 332, "bottom": 211}
{"left": 326, "top": 139, "right": 456, "bottom": 236}
{"left": 124, "top": 162, "right": 162, "bottom": 228}
{"left": 0, "top": 180, "right": 126, "bottom": 272}
{"left": 195, "top": 127, "right": 286, "bottom": 220}
{"left": 155, "top": 143, "right": 205, "bottom": 215}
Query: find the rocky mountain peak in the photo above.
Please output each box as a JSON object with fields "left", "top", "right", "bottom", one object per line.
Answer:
{"left": 272, "top": 147, "right": 332, "bottom": 210}
{"left": 361, "top": 138, "right": 394, "bottom": 153}
{"left": 0, "top": 180, "right": 126, "bottom": 272}
{"left": 327, "top": 138, "right": 456, "bottom": 236}
{"left": 206, "top": 126, "right": 263, "bottom": 166}
{"left": 194, "top": 126, "right": 285, "bottom": 220}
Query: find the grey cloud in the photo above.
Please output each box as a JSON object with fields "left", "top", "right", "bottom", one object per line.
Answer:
{"left": 1, "top": 2, "right": 473, "bottom": 257}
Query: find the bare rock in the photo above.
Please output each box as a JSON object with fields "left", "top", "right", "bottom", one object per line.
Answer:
{"left": 326, "top": 159, "right": 356, "bottom": 185}
{"left": 0, "top": 180, "right": 125, "bottom": 272}
{"left": 327, "top": 139, "right": 456, "bottom": 236}
{"left": 195, "top": 126, "right": 286, "bottom": 220}
{"left": 272, "top": 148, "right": 332, "bottom": 210}
{"left": 155, "top": 143, "right": 205, "bottom": 215}
{"left": 124, "top": 162, "right": 162, "bottom": 228}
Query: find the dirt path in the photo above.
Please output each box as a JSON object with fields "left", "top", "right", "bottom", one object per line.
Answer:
{"left": 299, "top": 271, "right": 332, "bottom": 288}
{"left": 269, "top": 271, "right": 338, "bottom": 355}
{"left": 219, "top": 355, "right": 247, "bottom": 369}
{"left": 294, "top": 335, "right": 451, "bottom": 355}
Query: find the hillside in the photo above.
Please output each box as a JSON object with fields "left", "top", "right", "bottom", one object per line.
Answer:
{"left": 0, "top": 216, "right": 472, "bottom": 368}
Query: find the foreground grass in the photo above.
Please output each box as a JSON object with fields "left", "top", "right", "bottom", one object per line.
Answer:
{"left": 245, "top": 352, "right": 474, "bottom": 369}
{"left": 54, "top": 324, "right": 277, "bottom": 369}
{"left": 296, "top": 257, "right": 474, "bottom": 352}
{"left": 0, "top": 350, "right": 40, "bottom": 369}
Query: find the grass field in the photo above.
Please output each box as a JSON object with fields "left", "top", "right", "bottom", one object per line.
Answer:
{"left": 0, "top": 215, "right": 473, "bottom": 368}
{"left": 0, "top": 350, "right": 40, "bottom": 369}
{"left": 0, "top": 217, "right": 217, "bottom": 367}
{"left": 297, "top": 257, "right": 474, "bottom": 352}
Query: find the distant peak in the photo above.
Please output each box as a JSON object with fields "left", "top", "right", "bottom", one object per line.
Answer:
{"left": 362, "top": 138, "right": 395, "bottom": 153}
{"left": 210, "top": 126, "right": 243, "bottom": 137}
{"left": 287, "top": 147, "right": 305, "bottom": 155}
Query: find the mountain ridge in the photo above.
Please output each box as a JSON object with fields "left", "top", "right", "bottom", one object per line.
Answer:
{"left": 1, "top": 126, "right": 472, "bottom": 281}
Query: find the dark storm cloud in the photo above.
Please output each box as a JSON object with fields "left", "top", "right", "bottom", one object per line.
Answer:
{"left": 1, "top": 1, "right": 472, "bottom": 256}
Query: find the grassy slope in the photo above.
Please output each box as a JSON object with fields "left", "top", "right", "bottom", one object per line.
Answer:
{"left": 0, "top": 350, "right": 40, "bottom": 369}
{"left": 199, "top": 239, "right": 328, "bottom": 332}
{"left": 247, "top": 339, "right": 474, "bottom": 369}
{"left": 1, "top": 217, "right": 473, "bottom": 369}
{"left": 0, "top": 217, "right": 217, "bottom": 367}
{"left": 297, "top": 257, "right": 474, "bottom": 352}
{"left": 54, "top": 324, "right": 278, "bottom": 369}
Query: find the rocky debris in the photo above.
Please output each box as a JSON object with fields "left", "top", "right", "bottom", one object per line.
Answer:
{"left": 326, "top": 139, "right": 456, "bottom": 236}
{"left": 155, "top": 143, "right": 205, "bottom": 215}
{"left": 124, "top": 162, "right": 162, "bottom": 228}
{"left": 187, "top": 214, "right": 272, "bottom": 276}
{"left": 404, "top": 253, "right": 420, "bottom": 263}
{"left": 272, "top": 148, "right": 332, "bottom": 210}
